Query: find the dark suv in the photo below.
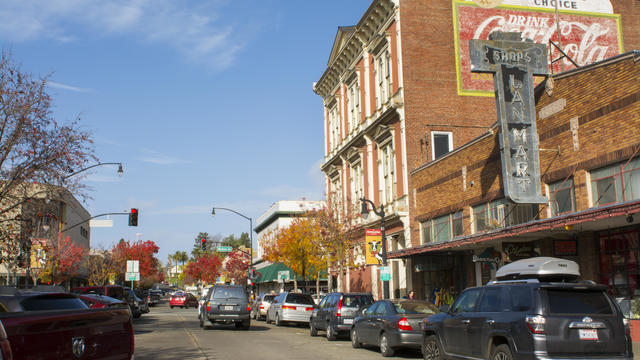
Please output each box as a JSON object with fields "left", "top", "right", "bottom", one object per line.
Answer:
{"left": 199, "top": 285, "right": 250, "bottom": 330}
{"left": 310, "top": 292, "right": 373, "bottom": 340}
{"left": 421, "top": 258, "right": 633, "bottom": 360}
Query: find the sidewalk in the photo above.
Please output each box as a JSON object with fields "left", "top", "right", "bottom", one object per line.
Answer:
{"left": 634, "top": 342, "right": 639, "bottom": 359}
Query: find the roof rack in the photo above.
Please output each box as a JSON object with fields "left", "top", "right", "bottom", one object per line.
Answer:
{"left": 488, "top": 279, "right": 540, "bottom": 285}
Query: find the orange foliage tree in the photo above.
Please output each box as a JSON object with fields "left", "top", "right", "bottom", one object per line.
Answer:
{"left": 39, "top": 233, "right": 86, "bottom": 284}
{"left": 224, "top": 249, "right": 250, "bottom": 285}
{"left": 111, "top": 239, "right": 162, "bottom": 285}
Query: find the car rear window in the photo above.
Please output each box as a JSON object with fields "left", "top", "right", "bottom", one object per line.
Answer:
{"left": 545, "top": 289, "right": 613, "bottom": 315}
{"left": 393, "top": 300, "right": 438, "bottom": 315}
{"left": 21, "top": 296, "right": 88, "bottom": 311}
{"left": 285, "top": 293, "right": 314, "bottom": 305}
{"left": 342, "top": 295, "right": 373, "bottom": 308}
{"left": 212, "top": 287, "right": 246, "bottom": 299}
{"left": 263, "top": 295, "right": 275, "bottom": 302}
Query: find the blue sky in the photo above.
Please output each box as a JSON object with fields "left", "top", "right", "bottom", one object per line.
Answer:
{"left": 0, "top": 0, "right": 371, "bottom": 263}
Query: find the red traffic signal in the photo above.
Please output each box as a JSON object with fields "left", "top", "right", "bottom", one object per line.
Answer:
{"left": 201, "top": 238, "right": 206, "bottom": 250}
{"left": 128, "top": 208, "right": 138, "bottom": 226}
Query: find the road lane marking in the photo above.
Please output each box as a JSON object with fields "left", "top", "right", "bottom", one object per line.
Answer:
{"left": 179, "top": 314, "right": 210, "bottom": 360}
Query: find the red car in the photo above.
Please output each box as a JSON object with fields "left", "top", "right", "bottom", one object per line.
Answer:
{"left": 170, "top": 292, "right": 198, "bottom": 309}
{"left": 78, "top": 294, "right": 129, "bottom": 310}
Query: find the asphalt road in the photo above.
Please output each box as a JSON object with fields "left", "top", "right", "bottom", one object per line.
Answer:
{"left": 133, "top": 302, "right": 422, "bottom": 360}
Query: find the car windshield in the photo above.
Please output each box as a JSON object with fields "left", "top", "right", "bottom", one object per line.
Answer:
{"left": 285, "top": 293, "right": 314, "bottom": 305}
{"left": 21, "top": 296, "right": 89, "bottom": 311}
{"left": 263, "top": 295, "right": 275, "bottom": 302}
{"left": 342, "top": 295, "right": 373, "bottom": 308}
{"left": 212, "top": 287, "right": 246, "bottom": 299}
{"left": 393, "top": 300, "right": 439, "bottom": 315}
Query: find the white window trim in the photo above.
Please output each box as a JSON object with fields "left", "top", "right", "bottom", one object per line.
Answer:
{"left": 431, "top": 131, "right": 453, "bottom": 161}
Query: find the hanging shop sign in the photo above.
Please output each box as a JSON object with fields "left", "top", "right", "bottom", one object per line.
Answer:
{"left": 470, "top": 31, "right": 548, "bottom": 204}
{"left": 553, "top": 239, "right": 578, "bottom": 256}
{"left": 453, "top": 0, "right": 622, "bottom": 96}
{"left": 365, "top": 229, "right": 383, "bottom": 265}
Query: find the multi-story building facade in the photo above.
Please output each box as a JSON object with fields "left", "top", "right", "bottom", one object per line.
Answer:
{"left": 254, "top": 200, "right": 325, "bottom": 294}
{"left": 315, "top": 0, "right": 640, "bottom": 299}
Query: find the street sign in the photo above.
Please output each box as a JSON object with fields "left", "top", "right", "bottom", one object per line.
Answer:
{"left": 277, "top": 270, "right": 290, "bottom": 283}
{"left": 126, "top": 260, "right": 139, "bottom": 273}
{"left": 380, "top": 266, "right": 391, "bottom": 281}
{"left": 217, "top": 246, "right": 233, "bottom": 252}
{"left": 126, "top": 272, "right": 140, "bottom": 281}
{"left": 89, "top": 219, "right": 113, "bottom": 228}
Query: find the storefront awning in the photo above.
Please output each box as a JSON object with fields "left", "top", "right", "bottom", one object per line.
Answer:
{"left": 389, "top": 200, "right": 640, "bottom": 259}
{"left": 255, "top": 263, "right": 329, "bottom": 283}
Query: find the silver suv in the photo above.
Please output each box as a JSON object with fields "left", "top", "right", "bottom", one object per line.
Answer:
{"left": 266, "top": 292, "right": 315, "bottom": 326}
{"left": 421, "top": 257, "right": 633, "bottom": 360}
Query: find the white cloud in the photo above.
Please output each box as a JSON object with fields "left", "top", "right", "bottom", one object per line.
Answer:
{"left": 0, "top": 0, "right": 245, "bottom": 70}
{"left": 48, "top": 81, "right": 93, "bottom": 93}
{"left": 137, "top": 149, "right": 190, "bottom": 165}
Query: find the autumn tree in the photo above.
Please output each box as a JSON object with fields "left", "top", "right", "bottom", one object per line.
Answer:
{"left": 111, "top": 239, "right": 162, "bottom": 285}
{"left": 87, "top": 249, "right": 116, "bottom": 286}
{"left": 183, "top": 253, "right": 222, "bottom": 284}
{"left": 224, "top": 249, "right": 250, "bottom": 285}
{"left": 39, "top": 233, "right": 86, "bottom": 284}
{"left": 0, "top": 51, "right": 96, "bottom": 283}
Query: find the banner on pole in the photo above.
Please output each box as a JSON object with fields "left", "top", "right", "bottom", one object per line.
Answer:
{"left": 365, "top": 229, "right": 383, "bottom": 265}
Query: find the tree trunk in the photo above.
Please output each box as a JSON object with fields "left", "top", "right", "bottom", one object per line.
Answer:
{"left": 293, "top": 274, "right": 298, "bottom": 291}
{"left": 316, "top": 271, "right": 320, "bottom": 297}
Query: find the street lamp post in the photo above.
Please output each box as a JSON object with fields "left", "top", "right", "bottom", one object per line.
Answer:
{"left": 360, "top": 197, "right": 389, "bottom": 300}
{"left": 211, "top": 207, "right": 253, "bottom": 281}
{"left": 61, "top": 162, "right": 124, "bottom": 181}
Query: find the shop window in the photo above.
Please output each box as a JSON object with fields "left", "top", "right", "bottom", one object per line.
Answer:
{"left": 549, "top": 178, "right": 576, "bottom": 216}
{"left": 591, "top": 158, "right": 640, "bottom": 207}
{"left": 599, "top": 228, "right": 640, "bottom": 299}
{"left": 431, "top": 132, "right": 453, "bottom": 160}
{"left": 473, "top": 204, "right": 489, "bottom": 232}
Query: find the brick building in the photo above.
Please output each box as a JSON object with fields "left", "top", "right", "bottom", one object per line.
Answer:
{"left": 314, "top": 0, "right": 640, "bottom": 299}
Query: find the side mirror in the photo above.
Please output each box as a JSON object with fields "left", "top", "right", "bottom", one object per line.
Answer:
{"left": 361, "top": 309, "right": 367, "bottom": 316}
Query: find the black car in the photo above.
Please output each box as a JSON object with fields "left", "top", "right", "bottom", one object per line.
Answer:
{"left": 310, "top": 292, "right": 373, "bottom": 340}
{"left": 350, "top": 299, "right": 439, "bottom": 357}
{"left": 421, "top": 257, "right": 633, "bottom": 360}
{"left": 199, "top": 285, "right": 250, "bottom": 330}
{"left": 146, "top": 289, "right": 162, "bottom": 306}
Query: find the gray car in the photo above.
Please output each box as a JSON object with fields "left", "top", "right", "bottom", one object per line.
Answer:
{"left": 200, "top": 285, "right": 250, "bottom": 330}
{"left": 310, "top": 292, "right": 373, "bottom": 340}
{"left": 251, "top": 293, "right": 275, "bottom": 321}
{"left": 266, "top": 292, "right": 315, "bottom": 326}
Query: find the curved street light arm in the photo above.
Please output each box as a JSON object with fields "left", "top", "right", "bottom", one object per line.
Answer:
{"left": 61, "top": 212, "right": 129, "bottom": 233}
{"left": 62, "top": 162, "right": 123, "bottom": 181}
{"left": 211, "top": 207, "right": 251, "bottom": 221}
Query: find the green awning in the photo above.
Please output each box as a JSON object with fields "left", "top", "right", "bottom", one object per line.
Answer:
{"left": 255, "top": 263, "right": 328, "bottom": 284}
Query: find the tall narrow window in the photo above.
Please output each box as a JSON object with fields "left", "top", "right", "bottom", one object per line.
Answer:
{"left": 431, "top": 132, "right": 453, "bottom": 160}
{"left": 452, "top": 211, "right": 464, "bottom": 238}
{"left": 348, "top": 80, "right": 360, "bottom": 133}
{"left": 421, "top": 220, "right": 432, "bottom": 244}
{"left": 350, "top": 161, "right": 363, "bottom": 208}
{"left": 549, "top": 178, "right": 576, "bottom": 216}
{"left": 433, "top": 215, "right": 451, "bottom": 242}
{"left": 378, "top": 141, "right": 395, "bottom": 204}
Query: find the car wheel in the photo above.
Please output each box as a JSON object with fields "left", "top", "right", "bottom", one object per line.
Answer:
{"left": 422, "top": 335, "right": 443, "bottom": 360}
{"left": 351, "top": 328, "right": 361, "bottom": 348}
{"left": 275, "top": 314, "right": 281, "bottom": 327}
{"left": 265, "top": 313, "right": 271, "bottom": 324}
{"left": 491, "top": 344, "right": 514, "bottom": 360}
{"left": 199, "top": 314, "right": 205, "bottom": 328}
{"left": 326, "top": 322, "right": 336, "bottom": 341}
{"left": 170, "top": 306, "right": 174, "bottom": 309}
{"left": 310, "top": 319, "right": 318, "bottom": 337}
{"left": 379, "top": 332, "right": 394, "bottom": 357}
{"left": 242, "top": 319, "right": 250, "bottom": 330}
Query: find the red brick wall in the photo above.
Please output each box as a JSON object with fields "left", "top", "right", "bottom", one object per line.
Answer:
{"left": 615, "top": 1, "right": 640, "bottom": 51}
{"left": 409, "top": 55, "right": 640, "bottom": 246}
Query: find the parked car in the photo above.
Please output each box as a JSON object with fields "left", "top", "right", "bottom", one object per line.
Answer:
{"left": 199, "top": 284, "right": 250, "bottom": 329}
{"left": 350, "top": 299, "right": 439, "bottom": 356}
{"left": 251, "top": 293, "right": 276, "bottom": 321}
{"left": 78, "top": 294, "right": 129, "bottom": 310}
{"left": 0, "top": 287, "right": 134, "bottom": 360}
{"left": 266, "top": 291, "right": 315, "bottom": 326}
{"left": 422, "top": 257, "right": 633, "bottom": 360}
{"left": 170, "top": 291, "right": 198, "bottom": 309}
{"left": 312, "top": 293, "right": 326, "bottom": 305}
{"left": 72, "top": 285, "right": 141, "bottom": 318}
{"left": 310, "top": 292, "right": 374, "bottom": 340}
{"left": 197, "top": 287, "right": 212, "bottom": 319}
{"left": 147, "top": 289, "right": 162, "bottom": 306}
{"left": 129, "top": 288, "right": 149, "bottom": 314}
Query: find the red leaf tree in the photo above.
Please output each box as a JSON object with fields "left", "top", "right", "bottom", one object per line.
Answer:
{"left": 39, "top": 233, "right": 86, "bottom": 284}
{"left": 111, "top": 239, "right": 162, "bottom": 284}
{"left": 224, "top": 249, "right": 250, "bottom": 285}
{"left": 184, "top": 254, "right": 222, "bottom": 284}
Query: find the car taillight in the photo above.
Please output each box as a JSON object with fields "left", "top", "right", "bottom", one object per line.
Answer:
{"left": 336, "top": 296, "right": 343, "bottom": 317}
{"left": 0, "top": 320, "right": 13, "bottom": 360}
{"left": 305, "top": 307, "right": 314, "bottom": 311}
{"left": 282, "top": 305, "right": 296, "bottom": 310}
{"left": 206, "top": 302, "right": 211, "bottom": 312}
{"left": 526, "top": 315, "right": 546, "bottom": 334}
{"left": 259, "top": 305, "right": 265, "bottom": 309}
{"left": 247, "top": 304, "right": 251, "bottom": 312}
{"left": 397, "top": 317, "right": 413, "bottom": 331}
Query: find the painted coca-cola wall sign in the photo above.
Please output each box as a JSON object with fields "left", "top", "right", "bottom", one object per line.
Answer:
{"left": 453, "top": 0, "right": 622, "bottom": 96}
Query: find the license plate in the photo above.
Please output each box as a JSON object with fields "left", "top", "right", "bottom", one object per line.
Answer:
{"left": 343, "top": 318, "right": 353, "bottom": 325}
{"left": 224, "top": 305, "right": 234, "bottom": 311}
{"left": 579, "top": 329, "right": 598, "bottom": 340}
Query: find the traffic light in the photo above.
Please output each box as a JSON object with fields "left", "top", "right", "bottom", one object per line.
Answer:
{"left": 201, "top": 238, "right": 206, "bottom": 251}
{"left": 128, "top": 208, "right": 138, "bottom": 226}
